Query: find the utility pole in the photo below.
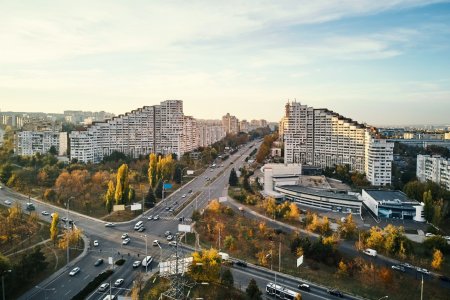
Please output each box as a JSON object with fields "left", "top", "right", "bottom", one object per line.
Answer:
{"left": 66, "top": 196, "right": 74, "bottom": 266}
{"left": 279, "top": 237, "right": 281, "bottom": 272}
{"left": 218, "top": 227, "right": 221, "bottom": 251}
{"left": 421, "top": 275, "right": 423, "bottom": 300}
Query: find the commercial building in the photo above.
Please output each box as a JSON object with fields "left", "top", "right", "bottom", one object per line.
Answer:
{"left": 362, "top": 190, "right": 424, "bottom": 221}
{"left": 15, "top": 131, "right": 68, "bottom": 156}
{"left": 417, "top": 155, "right": 450, "bottom": 191}
{"left": 282, "top": 101, "right": 394, "bottom": 186}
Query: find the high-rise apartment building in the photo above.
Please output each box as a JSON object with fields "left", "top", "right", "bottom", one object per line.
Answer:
{"left": 222, "top": 113, "right": 239, "bottom": 134}
{"left": 282, "top": 101, "right": 394, "bottom": 185}
{"left": 417, "top": 155, "right": 450, "bottom": 191}
{"left": 197, "top": 120, "right": 226, "bottom": 147}
{"left": 15, "top": 131, "right": 68, "bottom": 156}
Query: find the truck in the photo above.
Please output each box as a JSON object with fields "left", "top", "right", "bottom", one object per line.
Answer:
{"left": 363, "top": 248, "right": 377, "bottom": 257}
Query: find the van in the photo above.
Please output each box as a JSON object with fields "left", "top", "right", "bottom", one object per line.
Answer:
{"left": 134, "top": 221, "right": 143, "bottom": 230}
{"left": 218, "top": 252, "right": 230, "bottom": 261}
{"left": 363, "top": 248, "right": 377, "bottom": 257}
{"left": 102, "top": 295, "right": 115, "bottom": 300}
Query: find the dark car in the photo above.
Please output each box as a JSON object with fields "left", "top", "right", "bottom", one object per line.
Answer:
{"left": 94, "top": 258, "right": 104, "bottom": 266}
{"left": 298, "top": 284, "right": 310, "bottom": 291}
{"left": 235, "top": 260, "right": 247, "bottom": 267}
{"left": 328, "top": 289, "right": 344, "bottom": 297}
{"left": 439, "top": 275, "right": 450, "bottom": 282}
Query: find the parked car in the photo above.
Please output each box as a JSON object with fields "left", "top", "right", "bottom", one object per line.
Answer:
{"left": 98, "top": 283, "right": 109, "bottom": 292}
{"left": 94, "top": 258, "right": 104, "bottom": 266}
{"left": 391, "top": 265, "right": 405, "bottom": 272}
{"left": 121, "top": 233, "right": 129, "bottom": 239}
{"left": 327, "top": 289, "right": 343, "bottom": 297}
{"left": 298, "top": 284, "right": 310, "bottom": 291}
{"left": 132, "top": 261, "right": 141, "bottom": 268}
{"left": 122, "top": 238, "right": 131, "bottom": 245}
{"left": 41, "top": 211, "right": 49, "bottom": 216}
{"left": 69, "top": 267, "right": 80, "bottom": 276}
{"left": 114, "top": 278, "right": 124, "bottom": 286}
{"left": 93, "top": 240, "right": 99, "bottom": 247}
{"left": 164, "top": 231, "right": 171, "bottom": 237}
{"left": 4, "top": 200, "right": 12, "bottom": 205}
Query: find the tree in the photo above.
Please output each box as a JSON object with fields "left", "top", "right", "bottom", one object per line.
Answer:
{"left": 115, "top": 164, "right": 130, "bottom": 205}
{"left": 431, "top": 249, "right": 443, "bottom": 270}
{"left": 337, "top": 259, "right": 348, "bottom": 277}
{"left": 192, "top": 209, "right": 201, "bottom": 222}
{"left": 155, "top": 179, "right": 163, "bottom": 198}
{"left": 423, "top": 190, "right": 434, "bottom": 222}
{"left": 50, "top": 212, "right": 59, "bottom": 245}
{"left": 366, "top": 226, "right": 384, "bottom": 250}
{"left": 128, "top": 187, "right": 135, "bottom": 204}
{"left": 224, "top": 235, "right": 236, "bottom": 250}
{"left": 105, "top": 180, "right": 115, "bottom": 213}
{"left": 144, "top": 187, "right": 156, "bottom": 208}
{"left": 190, "top": 249, "right": 221, "bottom": 282}
{"left": 173, "top": 164, "right": 183, "bottom": 184}
{"left": 265, "top": 197, "right": 277, "bottom": 219}
{"left": 378, "top": 267, "right": 393, "bottom": 286}
{"left": 49, "top": 145, "right": 58, "bottom": 155}
{"left": 0, "top": 253, "right": 11, "bottom": 275}
{"left": 338, "top": 214, "right": 357, "bottom": 239}
{"left": 229, "top": 168, "right": 238, "bottom": 186}
{"left": 209, "top": 199, "right": 221, "bottom": 212}
{"left": 148, "top": 153, "right": 158, "bottom": 188}
{"left": 246, "top": 278, "right": 262, "bottom": 300}
{"left": 287, "top": 203, "right": 300, "bottom": 220}
{"left": 221, "top": 268, "right": 234, "bottom": 286}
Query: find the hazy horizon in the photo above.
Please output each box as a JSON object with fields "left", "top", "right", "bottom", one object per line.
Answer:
{"left": 1, "top": 1, "right": 450, "bottom": 126}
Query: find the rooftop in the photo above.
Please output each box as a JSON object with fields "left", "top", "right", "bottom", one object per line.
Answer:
{"left": 364, "top": 190, "right": 419, "bottom": 205}
{"left": 278, "top": 185, "right": 360, "bottom": 202}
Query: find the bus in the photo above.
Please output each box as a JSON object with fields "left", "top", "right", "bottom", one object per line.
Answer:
{"left": 266, "top": 282, "right": 301, "bottom": 300}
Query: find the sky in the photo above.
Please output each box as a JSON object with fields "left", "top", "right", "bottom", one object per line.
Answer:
{"left": 1, "top": 1, "right": 450, "bottom": 126}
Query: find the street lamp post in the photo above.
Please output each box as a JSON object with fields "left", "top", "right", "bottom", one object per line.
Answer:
{"left": 1, "top": 270, "right": 12, "bottom": 300}
{"left": 66, "top": 196, "right": 74, "bottom": 266}
{"left": 35, "top": 285, "right": 55, "bottom": 300}
{"left": 181, "top": 167, "right": 188, "bottom": 184}
{"left": 141, "top": 235, "right": 148, "bottom": 273}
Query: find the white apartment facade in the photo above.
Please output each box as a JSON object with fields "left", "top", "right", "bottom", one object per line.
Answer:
{"left": 283, "top": 101, "right": 394, "bottom": 186}
{"left": 197, "top": 120, "right": 226, "bottom": 147}
{"left": 222, "top": 113, "right": 239, "bottom": 134}
{"left": 15, "top": 130, "right": 68, "bottom": 156}
{"left": 417, "top": 155, "right": 450, "bottom": 191}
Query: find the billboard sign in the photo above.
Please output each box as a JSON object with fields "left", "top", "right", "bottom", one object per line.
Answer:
{"left": 163, "top": 183, "right": 173, "bottom": 190}
{"left": 113, "top": 204, "right": 125, "bottom": 212}
{"left": 219, "top": 196, "right": 227, "bottom": 203}
{"left": 187, "top": 170, "right": 194, "bottom": 175}
{"left": 131, "top": 203, "right": 142, "bottom": 211}
{"left": 178, "top": 224, "right": 192, "bottom": 233}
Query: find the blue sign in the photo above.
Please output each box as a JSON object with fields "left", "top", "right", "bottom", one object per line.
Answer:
{"left": 163, "top": 183, "right": 173, "bottom": 190}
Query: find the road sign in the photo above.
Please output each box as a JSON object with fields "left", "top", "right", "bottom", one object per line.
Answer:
{"left": 163, "top": 183, "right": 173, "bottom": 190}
{"left": 219, "top": 196, "right": 227, "bottom": 203}
{"left": 108, "top": 257, "right": 113, "bottom": 265}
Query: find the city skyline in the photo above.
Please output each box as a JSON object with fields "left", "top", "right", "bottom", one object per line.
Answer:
{"left": 1, "top": 1, "right": 450, "bottom": 125}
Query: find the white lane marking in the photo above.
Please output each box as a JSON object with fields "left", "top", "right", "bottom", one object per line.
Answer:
{"left": 64, "top": 290, "right": 72, "bottom": 296}
{"left": 83, "top": 274, "right": 90, "bottom": 280}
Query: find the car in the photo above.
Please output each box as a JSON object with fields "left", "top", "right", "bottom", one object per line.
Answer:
{"left": 3, "top": 200, "right": 12, "bottom": 205}
{"left": 444, "top": 236, "right": 450, "bottom": 241}
{"left": 94, "top": 258, "right": 104, "bottom": 266}
{"left": 61, "top": 217, "right": 68, "bottom": 223}
{"left": 168, "top": 241, "right": 177, "bottom": 246}
{"left": 182, "top": 194, "right": 186, "bottom": 198}
{"left": 93, "top": 240, "right": 99, "bottom": 247}
{"left": 164, "top": 231, "right": 171, "bottom": 237}
{"left": 178, "top": 216, "right": 184, "bottom": 222}
{"left": 114, "top": 278, "right": 124, "bottom": 286}
{"left": 235, "top": 260, "right": 247, "bottom": 267}
{"left": 327, "top": 289, "right": 343, "bottom": 297}
{"left": 165, "top": 206, "right": 170, "bottom": 211}
{"left": 137, "top": 226, "right": 145, "bottom": 232}
{"left": 166, "top": 235, "right": 173, "bottom": 241}
{"left": 238, "top": 206, "right": 244, "bottom": 211}
{"left": 147, "top": 215, "right": 153, "bottom": 220}
{"left": 121, "top": 233, "right": 129, "bottom": 239}
{"left": 98, "top": 283, "right": 109, "bottom": 292}
{"left": 69, "top": 267, "right": 80, "bottom": 276}
{"left": 41, "top": 211, "right": 49, "bottom": 216}
{"left": 439, "top": 275, "right": 450, "bottom": 282}
{"left": 399, "top": 262, "right": 414, "bottom": 269}
{"left": 105, "top": 222, "right": 115, "bottom": 227}
{"left": 153, "top": 240, "right": 159, "bottom": 246}
{"left": 425, "top": 233, "right": 435, "bottom": 237}
{"left": 132, "top": 260, "right": 141, "bottom": 268}
{"left": 298, "top": 284, "right": 310, "bottom": 291}
{"left": 188, "top": 189, "right": 192, "bottom": 193}
{"left": 122, "top": 238, "right": 130, "bottom": 245}
{"left": 153, "top": 215, "right": 160, "bottom": 220}
{"left": 417, "top": 267, "right": 431, "bottom": 275}
{"left": 169, "top": 208, "right": 174, "bottom": 212}
{"left": 391, "top": 265, "right": 405, "bottom": 272}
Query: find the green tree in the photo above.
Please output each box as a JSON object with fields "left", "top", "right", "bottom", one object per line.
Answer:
{"left": 246, "top": 278, "right": 262, "bottom": 300}
{"left": 192, "top": 209, "right": 201, "bottom": 222}
{"left": 115, "top": 164, "right": 129, "bottom": 205}
{"left": 0, "top": 253, "right": 11, "bottom": 275}
{"left": 145, "top": 187, "right": 156, "bottom": 208}
{"left": 50, "top": 212, "right": 59, "bottom": 245}
{"left": 229, "top": 168, "right": 238, "bottom": 187}
{"left": 423, "top": 190, "right": 434, "bottom": 222}
{"left": 128, "top": 187, "right": 135, "bottom": 204}
{"left": 105, "top": 180, "right": 115, "bottom": 213}
{"left": 49, "top": 145, "right": 58, "bottom": 155}
{"left": 155, "top": 180, "right": 163, "bottom": 198}
{"left": 173, "top": 164, "right": 183, "bottom": 184}
{"left": 221, "top": 269, "right": 234, "bottom": 286}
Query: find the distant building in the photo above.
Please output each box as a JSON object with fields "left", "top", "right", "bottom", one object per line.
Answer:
{"left": 281, "top": 101, "right": 394, "bottom": 186}
{"left": 239, "top": 120, "right": 250, "bottom": 133}
{"left": 362, "top": 189, "right": 424, "bottom": 221}
{"left": 222, "top": 113, "right": 239, "bottom": 134}
{"left": 197, "top": 120, "right": 226, "bottom": 147}
{"left": 417, "top": 155, "right": 450, "bottom": 191}
{"left": 15, "top": 130, "right": 68, "bottom": 156}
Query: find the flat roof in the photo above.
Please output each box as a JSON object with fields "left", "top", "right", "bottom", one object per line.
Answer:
{"left": 364, "top": 190, "right": 418, "bottom": 204}
{"left": 278, "top": 185, "right": 360, "bottom": 202}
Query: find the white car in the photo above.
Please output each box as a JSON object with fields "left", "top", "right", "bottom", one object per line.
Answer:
{"left": 168, "top": 241, "right": 177, "bottom": 246}
{"left": 166, "top": 235, "right": 173, "bottom": 241}
{"left": 153, "top": 240, "right": 159, "bottom": 246}
{"left": 153, "top": 215, "right": 160, "bottom": 220}
{"left": 444, "top": 236, "right": 450, "bottom": 241}
{"left": 104, "top": 222, "right": 115, "bottom": 227}
{"left": 121, "top": 233, "right": 129, "bottom": 239}
{"left": 425, "top": 233, "right": 435, "bottom": 237}
{"left": 114, "top": 278, "right": 124, "bottom": 286}
{"left": 4, "top": 200, "right": 12, "bottom": 205}
{"left": 147, "top": 215, "right": 153, "bottom": 220}
{"left": 98, "top": 283, "right": 109, "bottom": 292}
{"left": 41, "top": 211, "right": 49, "bottom": 216}
{"left": 182, "top": 194, "right": 186, "bottom": 198}
{"left": 122, "top": 238, "right": 131, "bottom": 245}
{"left": 132, "top": 260, "right": 141, "bottom": 268}
{"left": 93, "top": 240, "right": 99, "bottom": 247}
{"left": 69, "top": 267, "right": 80, "bottom": 276}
